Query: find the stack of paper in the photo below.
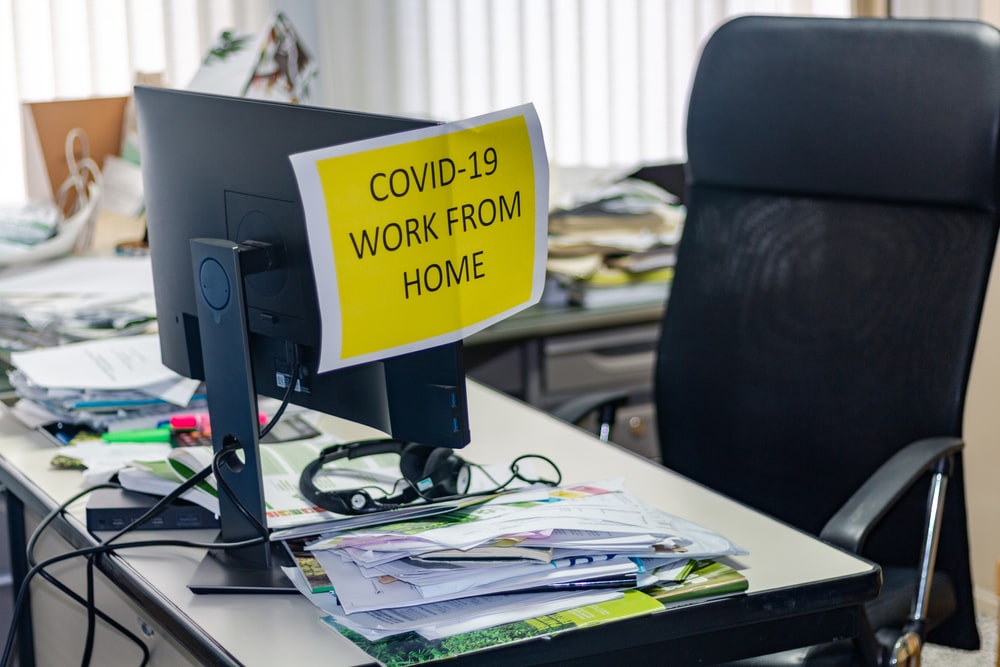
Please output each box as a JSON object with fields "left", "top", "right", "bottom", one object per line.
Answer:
{"left": 317, "top": 560, "right": 748, "bottom": 666}
{"left": 285, "top": 479, "right": 746, "bottom": 644}
{"left": 7, "top": 334, "right": 204, "bottom": 432}
{"left": 545, "top": 178, "right": 684, "bottom": 308}
{"left": 0, "top": 256, "right": 156, "bottom": 351}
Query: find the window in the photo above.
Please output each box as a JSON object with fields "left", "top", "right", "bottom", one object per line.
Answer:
{"left": 2, "top": 0, "right": 860, "bottom": 205}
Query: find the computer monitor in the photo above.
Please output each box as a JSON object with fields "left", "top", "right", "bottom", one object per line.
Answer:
{"left": 134, "top": 86, "right": 471, "bottom": 592}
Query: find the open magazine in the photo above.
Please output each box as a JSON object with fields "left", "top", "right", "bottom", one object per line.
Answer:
{"left": 116, "top": 442, "right": 508, "bottom": 532}
{"left": 116, "top": 442, "right": 425, "bottom": 531}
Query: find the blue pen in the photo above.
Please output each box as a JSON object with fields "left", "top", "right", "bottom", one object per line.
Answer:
{"left": 74, "top": 397, "right": 167, "bottom": 409}
{"left": 74, "top": 393, "right": 208, "bottom": 410}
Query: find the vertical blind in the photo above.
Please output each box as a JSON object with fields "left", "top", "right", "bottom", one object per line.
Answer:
{"left": 0, "top": 0, "right": 917, "bottom": 206}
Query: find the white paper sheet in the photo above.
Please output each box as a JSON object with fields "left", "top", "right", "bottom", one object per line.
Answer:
{"left": 315, "top": 549, "right": 637, "bottom": 613}
{"left": 10, "top": 334, "right": 180, "bottom": 390}
{"left": 0, "top": 256, "right": 153, "bottom": 294}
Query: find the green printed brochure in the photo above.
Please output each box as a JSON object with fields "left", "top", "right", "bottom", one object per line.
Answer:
{"left": 322, "top": 560, "right": 747, "bottom": 666}
{"left": 645, "top": 559, "right": 749, "bottom": 605}
{"left": 324, "top": 590, "right": 663, "bottom": 667}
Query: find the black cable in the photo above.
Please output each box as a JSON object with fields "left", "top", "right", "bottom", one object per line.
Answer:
{"left": 508, "top": 454, "right": 562, "bottom": 487}
{"left": 211, "top": 441, "right": 269, "bottom": 538}
{"left": 394, "top": 453, "right": 564, "bottom": 505}
{"left": 79, "top": 478, "right": 191, "bottom": 667}
{"left": 25, "top": 483, "right": 120, "bottom": 567}
{"left": 259, "top": 344, "right": 300, "bottom": 440}
{"left": 2, "top": 532, "right": 266, "bottom": 667}
{"left": 9, "top": 482, "right": 130, "bottom": 667}
{"left": 13, "top": 465, "right": 219, "bottom": 667}
{"left": 80, "top": 556, "right": 97, "bottom": 667}
{"left": 77, "top": 464, "right": 217, "bottom": 667}
{"left": 10, "top": 377, "right": 302, "bottom": 667}
{"left": 19, "top": 482, "right": 150, "bottom": 667}
{"left": 72, "top": 442, "right": 273, "bottom": 667}
{"left": 32, "top": 566, "right": 150, "bottom": 667}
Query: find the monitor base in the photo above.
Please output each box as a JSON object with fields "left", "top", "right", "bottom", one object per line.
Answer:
{"left": 188, "top": 542, "right": 297, "bottom": 594}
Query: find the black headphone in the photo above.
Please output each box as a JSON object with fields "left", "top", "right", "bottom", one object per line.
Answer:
{"left": 299, "top": 439, "right": 470, "bottom": 515}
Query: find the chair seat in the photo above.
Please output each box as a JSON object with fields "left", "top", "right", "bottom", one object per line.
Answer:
{"left": 870, "top": 567, "right": 956, "bottom": 635}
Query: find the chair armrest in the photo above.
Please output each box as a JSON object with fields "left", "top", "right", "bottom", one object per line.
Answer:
{"left": 819, "top": 436, "right": 963, "bottom": 553}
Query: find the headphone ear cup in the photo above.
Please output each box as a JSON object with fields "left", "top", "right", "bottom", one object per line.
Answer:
{"left": 400, "top": 444, "right": 466, "bottom": 499}
{"left": 421, "top": 447, "right": 465, "bottom": 498}
{"left": 399, "top": 443, "right": 436, "bottom": 489}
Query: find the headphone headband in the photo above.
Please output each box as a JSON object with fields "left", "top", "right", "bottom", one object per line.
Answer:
{"left": 299, "top": 439, "right": 469, "bottom": 515}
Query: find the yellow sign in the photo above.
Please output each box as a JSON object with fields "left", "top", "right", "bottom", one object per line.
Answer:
{"left": 291, "top": 105, "right": 548, "bottom": 372}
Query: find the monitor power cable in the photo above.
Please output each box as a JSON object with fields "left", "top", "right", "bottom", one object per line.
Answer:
{"left": 3, "top": 440, "right": 269, "bottom": 667}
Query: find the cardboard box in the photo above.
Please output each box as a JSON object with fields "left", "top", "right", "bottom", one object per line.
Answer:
{"left": 21, "top": 95, "right": 129, "bottom": 205}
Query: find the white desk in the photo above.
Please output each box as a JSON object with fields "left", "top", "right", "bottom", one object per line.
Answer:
{"left": 0, "top": 382, "right": 879, "bottom": 666}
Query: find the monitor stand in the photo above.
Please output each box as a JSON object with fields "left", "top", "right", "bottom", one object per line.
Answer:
{"left": 188, "top": 544, "right": 296, "bottom": 594}
{"left": 188, "top": 237, "right": 297, "bottom": 594}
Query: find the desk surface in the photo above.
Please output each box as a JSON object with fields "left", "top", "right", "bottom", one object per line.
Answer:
{"left": 0, "top": 382, "right": 879, "bottom": 666}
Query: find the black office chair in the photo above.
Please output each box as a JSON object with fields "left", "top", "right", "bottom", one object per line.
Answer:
{"left": 561, "top": 15, "right": 1000, "bottom": 666}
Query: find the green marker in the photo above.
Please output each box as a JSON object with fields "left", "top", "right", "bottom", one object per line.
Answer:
{"left": 102, "top": 426, "right": 173, "bottom": 443}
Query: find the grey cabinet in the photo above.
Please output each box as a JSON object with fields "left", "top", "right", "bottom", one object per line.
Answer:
{"left": 466, "top": 304, "right": 662, "bottom": 462}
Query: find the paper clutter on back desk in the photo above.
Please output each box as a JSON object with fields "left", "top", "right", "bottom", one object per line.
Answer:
{"left": 0, "top": 255, "right": 156, "bottom": 352}
{"left": 7, "top": 334, "right": 205, "bottom": 434}
{"left": 545, "top": 170, "right": 685, "bottom": 308}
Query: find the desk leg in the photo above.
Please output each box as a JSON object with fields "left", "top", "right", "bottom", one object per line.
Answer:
{"left": 522, "top": 338, "right": 544, "bottom": 405}
{"left": 6, "top": 491, "right": 35, "bottom": 667}
{"left": 852, "top": 606, "right": 880, "bottom": 667}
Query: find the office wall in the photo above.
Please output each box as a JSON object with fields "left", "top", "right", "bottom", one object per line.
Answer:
{"left": 892, "top": 0, "right": 980, "bottom": 16}
{"left": 963, "top": 247, "right": 1000, "bottom": 615}
{"left": 308, "top": 0, "right": 854, "bottom": 169}
{"left": 1, "top": 0, "right": 851, "bottom": 205}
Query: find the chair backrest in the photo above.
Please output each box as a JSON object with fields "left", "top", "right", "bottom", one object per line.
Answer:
{"left": 657, "top": 15, "right": 1000, "bottom": 649}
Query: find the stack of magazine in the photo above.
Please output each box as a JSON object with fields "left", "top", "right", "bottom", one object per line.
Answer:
{"left": 7, "top": 334, "right": 204, "bottom": 433}
{"left": 279, "top": 479, "right": 749, "bottom": 666}
{"left": 545, "top": 176, "right": 684, "bottom": 309}
{"left": 0, "top": 256, "right": 157, "bottom": 354}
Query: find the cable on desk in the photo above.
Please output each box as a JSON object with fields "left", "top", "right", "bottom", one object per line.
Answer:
{"left": 4, "top": 447, "right": 266, "bottom": 667}
{"left": 1, "top": 483, "right": 148, "bottom": 667}
{"left": 6, "top": 365, "right": 317, "bottom": 667}
{"left": 76, "top": 461, "right": 218, "bottom": 667}
{"left": 14, "top": 483, "right": 152, "bottom": 667}
{"left": 399, "top": 453, "right": 565, "bottom": 505}
{"left": 212, "top": 439, "right": 269, "bottom": 539}
{"left": 33, "top": 561, "right": 150, "bottom": 666}
{"left": 81, "top": 556, "right": 99, "bottom": 667}
{"left": 3, "top": 527, "right": 267, "bottom": 667}
{"left": 14, "top": 468, "right": 212, "bottom": 667}
{"left": 79, "top": 442, "right": 265, "bottom": 667}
